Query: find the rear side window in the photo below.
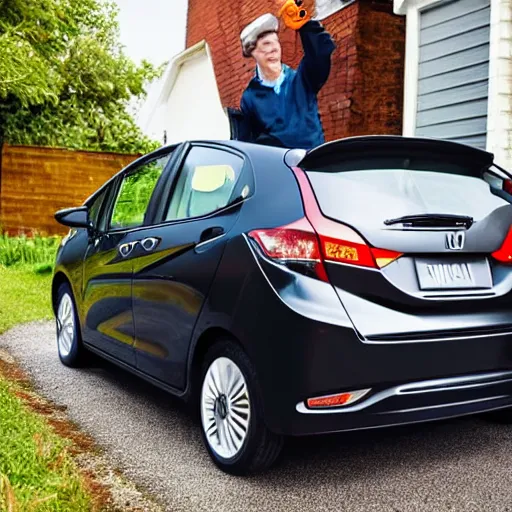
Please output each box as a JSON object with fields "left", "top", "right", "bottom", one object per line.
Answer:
{"left": 165, "top": 147, "right": 243, "bottom": 221}
{"left": 306, "top": 162, "right": 509, "bottom": 228}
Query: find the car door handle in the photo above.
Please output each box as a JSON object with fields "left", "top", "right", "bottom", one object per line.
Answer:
{"left": 119, "top": 241, "right": 138, "bottom": 258}
{"left": 140, "top": 237, "right": 160, "bottom": 252}
{"left": 199, "top": 227, "right": 225, "bottom": 244}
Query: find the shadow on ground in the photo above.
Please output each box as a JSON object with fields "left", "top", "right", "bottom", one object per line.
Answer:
{"left": 85, "top": 352, "right": 507, "bottom": 487}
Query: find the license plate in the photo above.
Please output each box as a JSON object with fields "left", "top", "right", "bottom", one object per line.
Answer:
{"left": 415, "top": 258, "right": 492, "bottom": 290}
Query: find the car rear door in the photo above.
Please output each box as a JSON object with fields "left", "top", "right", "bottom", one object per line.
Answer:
{"left": 81, "top": 150, "right": 174, "bottom": 364}
{"left": 297, "top": 137, "right": 512, "bottom": 340}
{"left": 130, "top": 143, "right": 252, "bottom": 390}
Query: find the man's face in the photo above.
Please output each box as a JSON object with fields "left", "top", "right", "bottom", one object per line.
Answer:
{"left": 252, "top": 32, "right": 282, "bottom": 68}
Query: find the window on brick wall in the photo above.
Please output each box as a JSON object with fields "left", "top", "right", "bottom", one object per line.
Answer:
{"left": 314, "top": 0, "right": 353, "bottom": 20}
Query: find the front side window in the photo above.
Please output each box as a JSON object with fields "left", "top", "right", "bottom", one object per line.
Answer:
{"left": 165, "top": 147, "right": 243, "bottom": 221}
{"left": 110, "top": 155, "right": 170, "bottom": 230}
{"left": 87, "top": 187, "right": 108, "bottom": 229}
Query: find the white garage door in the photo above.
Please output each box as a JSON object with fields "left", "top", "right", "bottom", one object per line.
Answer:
{"left": 415, "top": 0, "right": 491, "bottom": 149}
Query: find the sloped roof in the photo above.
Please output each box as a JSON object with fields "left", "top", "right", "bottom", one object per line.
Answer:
{"left": 137, "top": 40, "right": 213, "bottom": 133}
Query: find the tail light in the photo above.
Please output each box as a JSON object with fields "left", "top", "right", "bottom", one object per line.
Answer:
{"left": 504, "top": 180, "right": 512, "bottom": 195}
{"left": 249, "top": 218, "right": 329, "bottom": 282}
{"left": 249, "top": 218, "right": 320, "bottom": 261}
{"left": 319, "top": 228, "right": 402, "bottom": 269}
{"left": 251, "top": 225, "right": 401, "bottom": 268}
{"left": 492, "top": 226, "right": 512, "bottom": 263}
{"left": 372, "top": 248, "right": 404, "bottom": 268}
{"left": 248, "top": 167, "right": 402, "bottom": 279}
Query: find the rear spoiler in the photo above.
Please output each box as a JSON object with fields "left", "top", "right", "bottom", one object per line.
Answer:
{"left": 296, "top": 135, "right": 496, "bottom": 175}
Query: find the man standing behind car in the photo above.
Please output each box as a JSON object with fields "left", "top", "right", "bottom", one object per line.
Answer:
{"left": 238, "top": 0, "right": 335, "bottom": 150}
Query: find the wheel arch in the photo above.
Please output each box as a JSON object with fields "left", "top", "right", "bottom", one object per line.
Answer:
{"left": 187, "top": 326, "right": 245, "bottom": 400}
{"left": 51, "top": 271, "right": 75, "bottom": 314}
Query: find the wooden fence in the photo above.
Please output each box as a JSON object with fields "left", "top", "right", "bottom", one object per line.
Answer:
{"left": 0, "top": 144, "right": 140, "bottom": 236}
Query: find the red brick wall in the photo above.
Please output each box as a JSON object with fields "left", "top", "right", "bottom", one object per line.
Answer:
{"left": 354, "top": 1, "right": 406, "bottom": 136}
{"left": 0, "top": 144, "right": 139, "bottom": 236}
{"left": 186, "top": 0, "right": 405, "bottom": 141}
{"left": 320, "top": 2, "right": 359, "bottom": 139}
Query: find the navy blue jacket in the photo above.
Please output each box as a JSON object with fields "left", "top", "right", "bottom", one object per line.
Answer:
{"left": 239, "top": 20, "right": 336, "bottom": 150}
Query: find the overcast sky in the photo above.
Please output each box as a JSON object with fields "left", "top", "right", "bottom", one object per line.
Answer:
{"left": 115, "top": 0, "right": 188, "bottom": 65}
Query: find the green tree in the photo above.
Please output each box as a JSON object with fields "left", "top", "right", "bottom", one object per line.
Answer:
{"left": 0, "top": 0, "right": 164, "bottom": 154}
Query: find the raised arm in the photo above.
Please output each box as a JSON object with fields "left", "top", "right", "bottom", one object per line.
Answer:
{"left": 297, "top": 20, "right": 336, "bottom": 94}
{"left": 277, "top": 0, "right": 336, "bottom": 93}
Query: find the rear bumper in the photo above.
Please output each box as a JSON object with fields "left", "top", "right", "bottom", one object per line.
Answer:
{"left": 291, "top": 371, "right": 512, "bottom": 436}
{"left": 229, "top": 245, "right": 512, "bottom": 436}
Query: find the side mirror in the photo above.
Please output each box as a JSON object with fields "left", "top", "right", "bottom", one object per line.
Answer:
{"left": 55, "top": 206, "right": 93, "bottom": 230}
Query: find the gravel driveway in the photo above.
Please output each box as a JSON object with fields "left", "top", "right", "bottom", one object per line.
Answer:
{"left": 2, "top": 322, "right": 512, "bottom": 512}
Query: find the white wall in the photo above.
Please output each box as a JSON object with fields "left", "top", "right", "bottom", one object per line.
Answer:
{"left": 139, "top": 43, "right": 230, "bottom": 145}
{"left": 163, "top": 51, "right": 230, "bottom": 144}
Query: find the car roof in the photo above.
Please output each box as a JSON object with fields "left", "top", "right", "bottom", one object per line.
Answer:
{"left": 87, "top": 134, "right": 496, "bottom": 206}
{"left": 83, "top": 139, "right": 290, "bottom": 206}
{"left": 183, "top": 139, "right": 290, "bottom": 158}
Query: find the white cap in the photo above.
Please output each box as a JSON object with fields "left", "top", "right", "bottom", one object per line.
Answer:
{"left": 240, "top": 13, "right": 279, "bottom": 58}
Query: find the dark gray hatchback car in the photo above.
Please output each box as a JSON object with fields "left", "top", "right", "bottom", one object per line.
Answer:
{"left": 53, "top": 135, "right": 512, "bottom": 475}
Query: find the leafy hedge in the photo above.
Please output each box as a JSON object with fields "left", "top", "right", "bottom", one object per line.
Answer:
{"left": 0, "top": 234, "right": 61, "bottom": 274}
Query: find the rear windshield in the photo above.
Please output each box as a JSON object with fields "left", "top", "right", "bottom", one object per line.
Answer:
{"left": 306, "top": 167, "right": 510, "bottom": 228}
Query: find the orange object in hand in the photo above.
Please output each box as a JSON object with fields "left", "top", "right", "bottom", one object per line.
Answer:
{"left": 278, "top": 0, "right": 311, "bottom": 31}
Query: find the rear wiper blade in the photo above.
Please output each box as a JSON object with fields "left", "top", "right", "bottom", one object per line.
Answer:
{"left": 384, "top": 213, "right": 474, "bottom": 229}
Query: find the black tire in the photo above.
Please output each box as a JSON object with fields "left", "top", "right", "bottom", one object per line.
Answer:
{"left": 199, "top": 338, "right": 283, "bottom": 476}
{"left": 484, "top": 407, "right": 512, "bottom": 424}
{"left": 55, "top": 282, "right": 87, "bottom": 368}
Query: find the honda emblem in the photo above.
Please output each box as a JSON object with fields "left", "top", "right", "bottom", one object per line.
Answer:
{"left": 446, "top": 231, "right": 465, "bottom": 251}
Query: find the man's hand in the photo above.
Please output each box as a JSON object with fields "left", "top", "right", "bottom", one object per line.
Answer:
{"left": 278, "top": 0, "right": 312, "bottom": 31}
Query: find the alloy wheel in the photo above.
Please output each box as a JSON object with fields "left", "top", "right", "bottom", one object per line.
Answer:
{"left": 200, "top": 356, "right": 251, "bottom": 459}
{"left": 57, "top": 293, "right": 75, "bottom": 358}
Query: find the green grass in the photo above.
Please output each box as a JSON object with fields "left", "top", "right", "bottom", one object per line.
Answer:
{"left": 0, "top": 235, "right": 96, "bottom": 510}
{"left": 0, "top": 380, "right": 93, "bottom": 511}
{"left": 0, "top": 267, "right": 53, "bottom": 335}
{"left": 0, "top": 233, "right": 58, "bottom": 333}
